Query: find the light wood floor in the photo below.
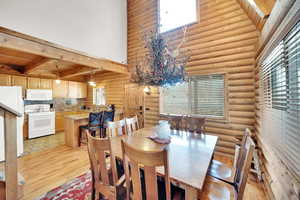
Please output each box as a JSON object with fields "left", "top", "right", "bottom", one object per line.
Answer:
{"left": 7, "top": 145, "right": 265, "bottom": 200}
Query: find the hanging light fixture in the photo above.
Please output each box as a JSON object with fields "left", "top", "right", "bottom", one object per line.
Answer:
{"left": 88, "top": 71, "right": 96, "bottom": 87}
{"left": 55, "top": 63, "right": 61, "bottom": 84}
{"left": 131, "top": 26, "right": 190, "bottom": 87}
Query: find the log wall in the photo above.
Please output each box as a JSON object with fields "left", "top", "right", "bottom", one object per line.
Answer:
{"left": 88, "top": 0, "right": 259, "bottom": 157}
{"left": 128, "top": 0, "right": 259, "bottom": 156}
{"left": 86, "top": 71, "right": 129, "bottom": 110}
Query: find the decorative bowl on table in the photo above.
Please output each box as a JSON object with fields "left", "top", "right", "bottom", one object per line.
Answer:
{"left": 148, "top": 120, "right": 171, "bottom": 144}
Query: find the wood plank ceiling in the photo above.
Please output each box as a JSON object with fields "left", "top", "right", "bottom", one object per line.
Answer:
{"left": 0, "top": 27, "right": 128, "bottom": 81}
{"left": 237, "top": 0, "right": 275, "bottom": 30}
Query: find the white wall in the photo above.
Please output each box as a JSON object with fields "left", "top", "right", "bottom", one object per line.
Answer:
{"left": 0, "top": 0, "right": 127, "bottom": 64}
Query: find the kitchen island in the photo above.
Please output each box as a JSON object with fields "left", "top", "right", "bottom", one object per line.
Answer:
{"left": 64, "top": 111, "right": 124, "bottom": 148}
{"left": 64, "top": 114, "right": 89, "bottom": 148}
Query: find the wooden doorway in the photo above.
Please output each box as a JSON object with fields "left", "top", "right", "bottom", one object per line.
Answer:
{"left": 124, "top": 84, "right": 145, "bottom": 127}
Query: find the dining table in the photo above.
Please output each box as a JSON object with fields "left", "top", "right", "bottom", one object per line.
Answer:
{"left": 109, "top": 127, "right": 218, "bottom": 200}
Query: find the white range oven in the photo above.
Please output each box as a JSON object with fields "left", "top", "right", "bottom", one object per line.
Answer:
{"left": 25, "top": 101, "right": 55, "bottom": 139}
{"left": 28, "top": 111, "right": 55, "bottom": 139}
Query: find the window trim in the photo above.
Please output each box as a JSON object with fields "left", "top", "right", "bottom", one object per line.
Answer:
{"left": 157, "top": 0, "right": 200, "bottom": 34}
{"left": 159, "top": 72, "right": 229, "bottom": 121}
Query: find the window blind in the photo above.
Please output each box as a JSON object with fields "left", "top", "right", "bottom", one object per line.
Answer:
{"left": 190, "top": 75, "right": 225, "bottom": 117}
{"left": 160, "top": 82, "right": 189, "bottom": 115}
{"left": 284, "top": 22, "right": 300, "bottom": 177}
{"left": 160, "top": 74, "right": 225, "bottom": 117}
{"left": 260, "top": 21, "right": 300, "bottom": 179}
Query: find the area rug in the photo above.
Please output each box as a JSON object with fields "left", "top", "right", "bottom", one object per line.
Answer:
{"left": 35, "top": 171, "right": 92, "bottom": 200}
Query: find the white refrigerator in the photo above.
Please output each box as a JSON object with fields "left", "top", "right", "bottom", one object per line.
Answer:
{"left": 0, "top": 86, "right": 24, "bottom": 162}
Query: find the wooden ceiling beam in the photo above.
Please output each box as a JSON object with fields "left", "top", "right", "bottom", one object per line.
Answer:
{"left": 24, "top": 57, "right": 55, "bottom": 74}
{"left": 0, "top": 28, "right": 129, "bottom": 74}
{"left": 0, "top": 63, "right": 23, "bottom": 74}
{"left": 60, "top": 65, "right": 103, "bottom": 79}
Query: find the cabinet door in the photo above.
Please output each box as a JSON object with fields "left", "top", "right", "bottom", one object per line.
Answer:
{"left": 0, "top": 74, "right": 11, "bottom": 86}
{"left": 68, "top": 81, "right": 78, "bottom": 98}
{"left": 27, "top": 77, "right": 40, "bottom": 89}
{"left": 78, "top": 82, "right": 87, "bottom": 98}
{"left": 53, "top": 80, "right": 68, "bottom": 98}
{"left": 40, "top": 79, "right": 52, "bottom": 89}
{"left": 11, "top": 76, "right": 27, "bottom": 96}
{"left": 55, "top": 112, "right": 64, "bottom": 132}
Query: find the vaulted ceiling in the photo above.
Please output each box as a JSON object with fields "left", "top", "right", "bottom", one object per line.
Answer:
{"left": 237, "top": 0, "right": 276, "bottom": 30}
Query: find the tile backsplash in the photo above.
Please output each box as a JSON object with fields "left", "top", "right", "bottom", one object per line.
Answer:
{"left": 53, "top": 98, "right": 86, "bottom": 112}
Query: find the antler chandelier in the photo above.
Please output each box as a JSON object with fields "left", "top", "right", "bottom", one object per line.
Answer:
{"left": 131, "top": 27, "right": 189, "bottom": 87}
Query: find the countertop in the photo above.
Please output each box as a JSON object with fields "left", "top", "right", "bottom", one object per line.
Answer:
{"left": 64, "top": 113, "right": 89, "bottom": 120}
{"left": 64, "top": 110, "right": 124, "bottom": 120}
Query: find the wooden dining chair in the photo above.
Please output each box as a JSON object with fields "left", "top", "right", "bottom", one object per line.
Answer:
{"left": 87, "top": 132, "right": 126, "bottom": 200}
{"left": 184, "top": 116, "right": 206, "bottom": 134}
{"left": 121, "top": 139, "right": 171, "bottom": 200}
{"left": 200, "top": 137, "right": 255, "bottom": 200}
{"left": 208, "top": 128, "right": 252, "bottom": 184}
{"left": 125, "top": 115, "right": 139, "bottom": 135}
{"left": 167, "top": 116, "right": 183, "bottom": 130}
{"left": 107, "top": 119, "right": 127, "bottom": 137}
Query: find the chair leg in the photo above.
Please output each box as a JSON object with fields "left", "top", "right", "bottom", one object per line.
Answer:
{"left": 78, "top": 129, "right": 82, "bottom": 147}
{"left": 91, "top": 188, "right": 96, "bottom": 200}
{"left": 95, "top": 190, "right": 100, "bottom": 200}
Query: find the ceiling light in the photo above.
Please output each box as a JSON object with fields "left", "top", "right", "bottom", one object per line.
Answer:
{"left": 89, "top": 81, "right": 96, "bottom": 87}
{"left": 55, "top": 79, "right": 61, "bottom": 84}
{"left": 144, "top": 86, "right": 151, "bottom": 95}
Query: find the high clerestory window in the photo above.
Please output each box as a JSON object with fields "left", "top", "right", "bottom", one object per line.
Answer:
{"left": 159, "top": 0, "right": 198, "bottom": 33}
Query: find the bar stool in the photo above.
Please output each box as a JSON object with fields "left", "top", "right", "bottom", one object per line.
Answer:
{"left": 100, "top": 110, "right": 115, "bottom": 137}
{"left": 79, "top": 112, "right": 102, "bottom": 146}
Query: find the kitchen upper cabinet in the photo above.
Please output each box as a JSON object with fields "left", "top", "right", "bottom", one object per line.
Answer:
{"left": 27, "top": 77, "right": 40, "bottom": 89}
{"left": 68, "top": 81, "right": 78, "bottom": 98}
{"left": 11, "top": 76, "right": 27, "bottom": 96}
{"left": 67, "top": 81, "right": 87, "bottom": 98}
{"left": 0, "top": 74, "right": 11, "bottom": 86}
{"left": 40, "top": 79, "right": 52, "bottom": 89}
{"left": 53, "top": 80, "right": 68, "bottom": 98}
{"left": 78, "top": 82, "right": 87, "bottom": 98}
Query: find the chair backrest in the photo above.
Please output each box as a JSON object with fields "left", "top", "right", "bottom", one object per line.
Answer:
{"left": 235, "top": 136, "right": 255, "bottom": 200}
{"left": 102, "top": 110, "right": 115, "bottom": 125}
{"left": 121, "top": 139, "right": 171, "bottom": 200}
{"left": 88, "top": 112, "right": 102, "bottom": 127}
{"left": 125, "top": 115, "right": 139, "bottom": 135}
{"left": 86, "top": 132, "right": 118, "bottom": 197}
{"left": 184, "top": 116, "right": 205, "bottom": 133}
{"left": 234, "top": 129, "right": 252, "bottom": 180}
{"left": 107, "top": 119, "right": 127, "bottom": 137}
{"left": 167, "top": 116, "right": 182, "bottom": 130}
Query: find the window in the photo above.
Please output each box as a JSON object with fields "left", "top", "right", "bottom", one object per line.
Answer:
{"left": 93, "top": 87, "right": 106, "bottom": 105}
{"left": 159, "top": 0, "right": 198, "bottom": 33}
{"left": 260, "top": 21, "right": 300, "bottom": 179}
{"left": 160, "top": 74, "right": 226, "bottom": 118}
